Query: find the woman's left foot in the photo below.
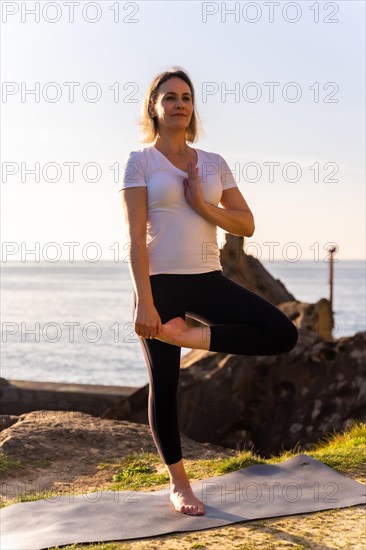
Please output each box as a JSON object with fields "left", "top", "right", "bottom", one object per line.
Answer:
{"left": 169, "top": 485, "right": 205, "bottom": 515}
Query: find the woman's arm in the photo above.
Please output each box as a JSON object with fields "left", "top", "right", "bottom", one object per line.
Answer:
{"left": 120, "top": 187, "right": 154, "bottom": 304}
{"left": 184, "top": 161, "right": 255, "bottom": 237}
{"left": 195, "top": 187, "right": 255, "bottom": 237}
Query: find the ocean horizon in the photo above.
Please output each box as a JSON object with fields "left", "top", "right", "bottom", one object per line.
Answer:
{"left": 1, "top": 259, "right": 365, "bottom": 388}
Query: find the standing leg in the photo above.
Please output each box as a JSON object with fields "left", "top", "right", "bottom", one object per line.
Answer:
{"left": 132, "top": 275, "right": 205, "bottom": 515}
{"left": 132, "top": 283, "right": 184, "bottom": 466}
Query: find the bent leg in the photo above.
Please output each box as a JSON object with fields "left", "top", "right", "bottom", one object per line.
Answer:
{"left": 186, "top": 271, "right": 298, "bottom": 356}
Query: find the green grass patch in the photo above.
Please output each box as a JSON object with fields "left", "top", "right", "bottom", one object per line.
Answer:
{"left": 278, "top": 419, "right": 366, "bottom": 476}
{"left": 0, "top": 451, "right": 24, "bottom": 475}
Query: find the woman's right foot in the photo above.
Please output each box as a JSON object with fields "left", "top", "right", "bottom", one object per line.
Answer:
{"left": 155, "top": 317, "right": 188, "bottom": 345}
{"left": 154, "top": 317, "right": 211, "bottom": 351}
{"left": 169, "top": 485, "right": 205, "bottom": 515}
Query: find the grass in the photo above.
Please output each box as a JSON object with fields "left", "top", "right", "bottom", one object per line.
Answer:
{"left": 1, "top": 419, "right": 365, "bottom": 549}
{"left": 0, "top": 452, "right": 24, "bottom": 475}
{"left": 104, "top": 419, "right": 366, "bottom": 493}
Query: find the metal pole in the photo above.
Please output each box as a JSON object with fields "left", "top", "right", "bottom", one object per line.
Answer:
{"left": 329, "top": 246, "right": 336, "bottom": 313}
{"left": 328, "top": 246, "right": 337, "bottom": 340}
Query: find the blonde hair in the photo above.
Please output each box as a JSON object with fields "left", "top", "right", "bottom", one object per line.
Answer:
{"left": 137, "top": 66, "right": 204, "bottom": 144}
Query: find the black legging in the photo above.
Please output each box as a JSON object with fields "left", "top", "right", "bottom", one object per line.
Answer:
{"left": 132, "top": 269, "right": 298, "bottom": 465}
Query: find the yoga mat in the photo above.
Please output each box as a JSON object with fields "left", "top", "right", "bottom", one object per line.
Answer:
{"left": 1, "top": 453, "right": 365, "bottom": 550}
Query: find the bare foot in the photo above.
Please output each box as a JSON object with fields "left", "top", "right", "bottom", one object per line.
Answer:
{"left": 154, "top": 317, "right": 211, "bottom": 350}
{"left": 170, "top": 485, "right": 205, "bottom": 515}
{"left": 154, "top": 317, "right": 188, "bottom": 345}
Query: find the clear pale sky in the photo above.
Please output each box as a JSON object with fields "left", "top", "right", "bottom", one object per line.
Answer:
{"left": 1, "top": 0, "right": 365, "bottom": 262}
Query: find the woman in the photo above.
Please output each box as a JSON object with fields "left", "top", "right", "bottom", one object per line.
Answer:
{"left": 119, "top": 66, "right": 298, "bottom": 516}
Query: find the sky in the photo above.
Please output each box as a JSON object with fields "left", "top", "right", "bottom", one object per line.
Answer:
{"left": 1, "top": 0, "right": 365, "bottom": 263}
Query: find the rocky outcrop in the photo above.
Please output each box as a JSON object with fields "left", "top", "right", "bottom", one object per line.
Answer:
{"left": 0, "top": 410, "right": 238, "bottom": 505}
{"left": 176, "top": 330, "right": 366, "bottom": 457}
{"left": 0, "top": 410, "right": 236, "bottom": 467}
{"left": 102, "top": 297, "right": 365, "bottom": 458}
{"left": 280, "top": 298, "right": 334, "bottom": 343}
{"left": 220, "top": 234, "right": 296, "bottom": 304}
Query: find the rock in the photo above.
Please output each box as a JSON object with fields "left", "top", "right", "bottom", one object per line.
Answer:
{"left": 101, "top": 385, "right": 149, "bottom": 424}
{"left": 220, "top": 234, "right": 296, "bottom": 304}
{"left": 175, "top": 330, "right": 366, "bottom": 458}
{"left": 0, "top": 410, "right": 237, "bottom": 466}
{"left": 279, "top": 298, "right": 334, "bottom": 343}
{"left": 103, "top": 318, "right": 365, "bottom": 458}
{"left": 0, "top": 415, "right": 19, "bottom": 432}
{"left": 0, "top": 411, "right": 238, "bottom": 506}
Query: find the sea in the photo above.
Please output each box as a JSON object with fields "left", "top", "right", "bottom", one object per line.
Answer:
{"left": 1, "top": 260, "right": 365, "bottom": 388}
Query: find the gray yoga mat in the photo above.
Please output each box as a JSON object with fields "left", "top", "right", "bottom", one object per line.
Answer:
{"left": 1, "top": 453, "right": 365, "bottom": 550}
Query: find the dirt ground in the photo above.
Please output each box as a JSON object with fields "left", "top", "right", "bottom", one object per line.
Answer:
{"left": 1, "top": 411, "right": 365, "bottom": 549}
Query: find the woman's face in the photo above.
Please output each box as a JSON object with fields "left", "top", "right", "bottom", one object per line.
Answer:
{"left": 150, "top": 77, "right": 194, "bottom": 132}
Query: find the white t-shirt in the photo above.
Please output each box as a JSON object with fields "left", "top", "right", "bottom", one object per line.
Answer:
{"left": 119, "top": 144, "right": 238, "bottom": 275}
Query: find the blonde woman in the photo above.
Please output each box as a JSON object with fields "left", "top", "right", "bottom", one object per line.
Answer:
{"left": 119, "top": 67, "right": 298, "bottom": 516}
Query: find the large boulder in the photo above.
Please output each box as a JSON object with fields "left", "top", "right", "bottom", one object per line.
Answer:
{"left": 0, "top": 410, "right": 237, "bottom": 504}
{"left": 176, "top": 329, "right": 366, "bottom": 457}
{"left": 0, "top": 410, "right": 234, "bottom": 465}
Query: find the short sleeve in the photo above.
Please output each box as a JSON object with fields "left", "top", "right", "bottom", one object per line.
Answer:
{"left": 219, "top": 154, "right": 238, "bottom": 190}
{"left": 118, "top": 151, "right": 147, "bottom": 192}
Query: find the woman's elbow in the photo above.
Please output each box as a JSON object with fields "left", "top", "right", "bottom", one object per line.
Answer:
{"left": 244, "top": 213, "right": 255, "bottom": 237}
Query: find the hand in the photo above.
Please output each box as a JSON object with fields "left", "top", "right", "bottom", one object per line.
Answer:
{"left": 183, "top": 161, "right": 206, "bottom": 213}
{"left": 134, "top": 301, "right": 163, "bottom": 339}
